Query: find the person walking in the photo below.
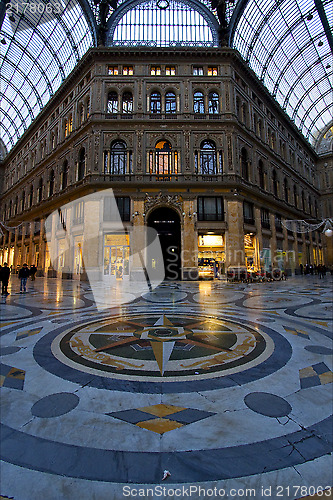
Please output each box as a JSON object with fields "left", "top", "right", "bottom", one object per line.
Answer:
{"left": 1, "top": 263, "right": 11, "bottom": 295}
{"left": 19, "top": 263, "right": 30, "bottom": 293}
{"left": 30, "top": 264, "right": 37, "bottom": 281}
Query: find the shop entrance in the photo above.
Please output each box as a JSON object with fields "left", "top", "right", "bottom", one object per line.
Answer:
{"left": 147, "top": 207, "right": 181, "bottom": 280}
{"left": 103, "top": 234, "right": 130, "bottom": 279}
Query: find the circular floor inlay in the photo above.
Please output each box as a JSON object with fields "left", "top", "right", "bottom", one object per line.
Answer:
{"left": 305, "top": 345, "right": 333, "bottom": 355}
{"left": 31, "top": 392, "right": 79, "bottom": 418}
{"left": 50, "top": 314, "right": 272, "bottom": 381}
{"left": 244, "top": 392, "right": 292, "bottom": 417}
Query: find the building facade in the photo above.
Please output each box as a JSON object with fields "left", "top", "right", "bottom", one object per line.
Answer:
{"left": 0, "top": 47, "right": 330, "bottom": 280}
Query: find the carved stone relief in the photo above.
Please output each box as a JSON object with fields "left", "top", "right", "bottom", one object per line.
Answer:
{"left": 144, "top": 192, "right": 183, "bottom": 214}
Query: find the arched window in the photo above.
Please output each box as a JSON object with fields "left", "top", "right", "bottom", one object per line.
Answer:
{"left": 236, "top": 97, "right": 241, "bottom": 119}
{"left": 62, "top": 160, "right": 68, "bottom": 190}
{"left": 86, "top": 98, "right": 90, "bottom": 119}
{"left": 122, "top": 92, "right": 133, "bottom": 114}
{"left": 109, "top": 0, "right": 216, "bottom": 47}
{"left": 64, "top": 119, "right": 69, "bottom": 138}
{"left": 241, "top": 148, "right": 249, "bottom": 180}
{"left": 49, "top": 169, "right": 55, "bottom": 197}
{"left": 272, "top": 169, "right": 278, "bottom": 197}
{"left": 257, "top": 118, "right": 262, "bottom": 139}
{"left": 110, "top": 141, "right": 127, "bottom": 174}
{"left": 241, "top": 103, "right": 247, "bottom": 125}
{"left": 165, "top": 92, "right": 176, "bottom": 114}
{"left": 38, "top": 178, "right": 43, "bottom": 203}
{"left": 284, "top": 177, "right": 289, "bottom": 202}
{"left": 293, "top": 185, "right": 298, "bottom": 207}
{"left": 21, "top": 191, "right": 25, "bottom": 212}
{"left": 208, "top": 92, "right": 219, "bottom": 114}
{"left": 199, "top": 140, "right": 217, "bottom": 174}
{"left": 258, "top": 160, "right": 265, "bottom": 189}
{"left": 68, "top": 114, "right": 73, "bottom": 134}
{"left": 29, "top": 185, "right": 33, "bottom": 207}
{"left": 149, "top": 140, "right": 178, "bottom": 176}
{"left": 78, "top": 148, "right": 85, "bottom": 181}
{"left": 79, "top": 104, "right": 84, "bottom": 124}
{"left": 194, "top": 92, "right": 204, "bottom": 113}
{"left": 107, "top": 91, "right": 118, "bottom": 114}
{"left": 150, "top": 92, "right": 161, "bottom": 113}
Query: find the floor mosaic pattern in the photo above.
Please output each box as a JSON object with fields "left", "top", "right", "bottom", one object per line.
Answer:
{"left": 0, "top": 276, "right": 332, "bottom": 499}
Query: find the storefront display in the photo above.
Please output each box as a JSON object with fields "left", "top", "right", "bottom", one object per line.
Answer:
{"left": 198, "top": 234, "right": 224, "bottom": 279}
{"left": 104, "top": 234, "right": 130, "bottom": 279}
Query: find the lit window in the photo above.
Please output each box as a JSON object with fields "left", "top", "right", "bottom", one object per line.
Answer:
{"left": 165, "top": 92, "right": 176, "bottom": 114}
{"left": 123, "top": 66, "right": 133, "bottom": 75}
{"left": 166, "top": 66, "right": 176, "bottom": 76}
{"left": 149, "top": 140, "right": 178, "bottom": 176}
{"left": 68, "top": 114, "right": 73, "bottom": 134}
{"left": 193, "top": 67, "right": 204, "bottom": 76}
{"left": 110, "top": 141, "right": 127, "bottom": 174}
{"left": 208, "top": 67, "right": 218, "bottom": 76}
{"left": 151, "top": 66, "right": 161, "bottom": 76}
{"left": 122, "top": 92, "right": 133, "bottom": 113}
{"left": 193, "top": 92, "right": 205, "bottom": 113}
{"left": 108, "top": 66, "right": 119, "bottom": 75}
{"left": 208, "top": 92, "right": 219, "bottom": 114}
{"left": 64, "top": 120, "right": 68, "bottom": 138}
{"left": 199, "top": 140, "right": 217, "bottom": 174}
{"left": 150, "top": 92, "right": 161, "bottom": 113}
{"left": 107, "top": 92, "right": 118, "bottom": 114}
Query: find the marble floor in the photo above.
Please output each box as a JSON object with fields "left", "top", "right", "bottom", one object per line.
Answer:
{"left": 0, "top": 275, "right": 332, "bottom": 500}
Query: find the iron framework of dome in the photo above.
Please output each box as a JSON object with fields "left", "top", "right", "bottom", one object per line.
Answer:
{"left": 0, "top": 0, "right": 332, "bottom": 153}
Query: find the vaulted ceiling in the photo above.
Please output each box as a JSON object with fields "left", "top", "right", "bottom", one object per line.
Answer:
{"left": 0, "top": 0, "right": 332, "bottom": 154}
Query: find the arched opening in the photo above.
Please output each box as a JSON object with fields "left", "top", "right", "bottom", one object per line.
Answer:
{"left": 147, "top": 206, "right": 181, "bottom": 280}
{"left": 107, "top": 0, "right": 218, "bottom": 47}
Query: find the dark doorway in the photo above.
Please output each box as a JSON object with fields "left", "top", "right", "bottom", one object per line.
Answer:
{"left": 147, "top": 207, "right": 181, "bottom": 280}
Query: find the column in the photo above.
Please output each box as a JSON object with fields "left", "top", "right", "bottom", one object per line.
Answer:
{"left": 225, "top": 197, "right": 246, "bottom": 269}
{"left": 182, "top": 199, "right": 198, "bottom": 280}
{"left": 39, "top": 218, "right": 46, "bottom": 276}
{"left": 82, "top": 196, "right": 101, "bottom": 282}
{"left": 254, "top": 206, "right": 263, "bottom": 270}
{"left": 130, "top": 199, "right": 146, "bottom": 281}
{"left": 269, "top": 212, "right": 277, "bottom": 268}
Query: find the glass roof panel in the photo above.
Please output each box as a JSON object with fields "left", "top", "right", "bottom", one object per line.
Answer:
{"left": 0, "top": 0, "right": 93, "bottom": 152}
{"left": 108, "top": 0, "right": 217, "bottom": 47}
{"left": 232, "top": 0, "right": 333, "bottom": 145}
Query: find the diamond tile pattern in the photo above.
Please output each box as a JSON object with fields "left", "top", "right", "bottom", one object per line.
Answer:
{"left": 299, "top": 363, "right": 333, "bottom": 389}
{"left": 0, "top": 363, "right": 25, "bottom": 390}
{"left": 107, "top": 403, "right": 216, "bottom": 434}
{"left": 16, "top": 328, "right": 42, "bottom": 340}
{"left": 283, "top": 327, "right": 309, "bottom": 340}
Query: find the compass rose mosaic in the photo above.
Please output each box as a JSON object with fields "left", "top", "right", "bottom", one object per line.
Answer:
{"left": 50, "top": 314, "right": 274, "bottom": 381}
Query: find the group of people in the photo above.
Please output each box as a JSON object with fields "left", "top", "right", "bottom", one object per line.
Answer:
{"left": 299, "top": 263, "right": 328, "bottom": 278}
{"left": 0, "top": 263, "right": 37, "bottom": 295}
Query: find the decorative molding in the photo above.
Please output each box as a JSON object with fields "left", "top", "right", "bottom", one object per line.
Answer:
{"left": 144, "top": 192, "right": 183, "bottom": 213}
